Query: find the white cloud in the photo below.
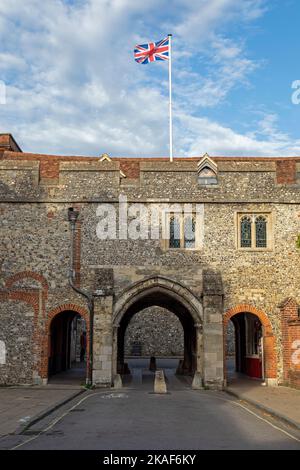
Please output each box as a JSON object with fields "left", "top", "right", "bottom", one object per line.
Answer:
{"left": 172, "top": 0, "right": 266, "bottom": 42}
{"left": 0, "top": 53, "right": 27, "bottom": 71}
{"left": 176, "top": 112, "right": 300, "bottom": 156}
{"left": 0, "top": 0, "right": 298, "bottom": 157}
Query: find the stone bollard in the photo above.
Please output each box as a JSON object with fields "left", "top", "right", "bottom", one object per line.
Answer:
{"left": 154, "top": 369, "right": 167, "bottom": 394}
{"left": 113, "top": 374, "right": 123, "bottom": 389}
{"left": 192, "top": 372, "right": 203, "bottom": 390}
{"left": 149, "top": 356, "right": 156, "bottom": 371}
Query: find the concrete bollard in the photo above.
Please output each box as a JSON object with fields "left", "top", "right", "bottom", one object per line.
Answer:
{"left": 154, "top": 369, "right": 167, "bottom": 394}
{"left": 192, "top": 372, "right": 203, "bottom": 390}
{"left": 113, "top": 374, "right": 123, "bottom": 389}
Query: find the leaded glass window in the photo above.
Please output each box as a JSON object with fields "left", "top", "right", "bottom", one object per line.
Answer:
{"left": 184, "top": 215, "right": 196, "bottom": 248}
{"left": 169, "top": 214, "right": 181, "bottom": 248}
{"left": 167, "top": 212, "right": 198, "bottom": 249}
{"left": 255, "top": 216, "right": 267, "bottom": 248}
{"left": 238, "top": 213, "right": 270, "bottom": 249}
{"left": 240, "top": 216, "right": 252, "bottom": 248}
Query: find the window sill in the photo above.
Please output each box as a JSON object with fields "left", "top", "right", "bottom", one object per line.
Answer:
{"left": 162, "top": 247, "right": 201, "bottom": 252}
{"left": 198, "top": 184, "right": 220, "bottom": 188}
{"left": 237, "top": 247, "right": 273, "bottom": 252}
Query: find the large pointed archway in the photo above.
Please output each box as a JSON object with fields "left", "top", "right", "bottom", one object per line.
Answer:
{"left": 112, "top": 277, "right": 203, "bottom": 382}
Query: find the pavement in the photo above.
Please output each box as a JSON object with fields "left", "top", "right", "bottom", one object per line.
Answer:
{"left": 0, "top": 384, "right": 84, "bottom": 438}
{"left": 226, "top": 377, "right": 300, "bottom": 430}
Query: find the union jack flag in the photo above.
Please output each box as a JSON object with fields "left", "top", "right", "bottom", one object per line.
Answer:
{"left": 134, "top": 37, "right": 169, "bottom": 64}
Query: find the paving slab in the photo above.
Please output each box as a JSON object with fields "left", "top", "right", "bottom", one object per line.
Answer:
{"left": 0, "top": 384, "right": 84, "bottom": 437}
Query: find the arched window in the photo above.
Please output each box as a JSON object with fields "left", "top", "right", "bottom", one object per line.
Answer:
{"left": 240, "top": 216, "right": 252, "bottom": 248}
{"left": 255, "top": 216, "right": 267, "bottom": 248}
{"left": 167, "top": 212, "right": 198, "bottom": 249}
{"left": 169, "top": 214, "right": 181, "bottom": 248}
{"left": 238, "top": 213, "right": 271, "bottom": 250}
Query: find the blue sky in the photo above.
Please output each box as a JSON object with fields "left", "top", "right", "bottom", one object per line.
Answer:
{"left": 0, "top": 0, "right": 299, "bottom": 157}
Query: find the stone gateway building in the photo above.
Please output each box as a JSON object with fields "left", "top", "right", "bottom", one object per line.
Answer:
{"left": 0, "top": 133, "right": 300, "bottom": 390}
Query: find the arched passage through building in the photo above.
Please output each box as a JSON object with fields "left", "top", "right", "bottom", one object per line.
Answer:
{"left": 48, "top": 310, "right": 87, "bottom": 384}
{"left": 124, "top": 306, "right": 184, "bottom": 359}
{"left": 226, "top": 313, "right": 263, "bottom": 380}
{"left": 224, "top": 306, "right": 277, "bottom": 386}
{"left": 113, "top": 278, "right": 203, "bottom": 386}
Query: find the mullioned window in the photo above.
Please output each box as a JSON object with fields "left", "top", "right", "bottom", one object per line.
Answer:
{"left": 238, "top": 213, "right": 271, "bottom": 250}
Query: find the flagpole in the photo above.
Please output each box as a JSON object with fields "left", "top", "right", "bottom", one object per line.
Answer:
{"left": 168, "top": 34, "right": 173, "bottom": 162}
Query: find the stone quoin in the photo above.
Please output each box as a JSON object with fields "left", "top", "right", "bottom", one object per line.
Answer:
{"left": 0, "top": 133, "right": 300, "bottom": 389}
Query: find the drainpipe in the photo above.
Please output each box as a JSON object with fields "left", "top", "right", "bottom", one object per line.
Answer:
{"left": 68, "top": 207, "right": 94, "bottom": 386}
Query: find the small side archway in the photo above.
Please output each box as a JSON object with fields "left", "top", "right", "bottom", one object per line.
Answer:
{"left": 224, "top": 304, "right": 277, "bottom": 385}
{"left": 113, "top": 276, "right": 203, "bottom": 379}
{"left": 41, "top": 304, "right": 90, "bottom": 383}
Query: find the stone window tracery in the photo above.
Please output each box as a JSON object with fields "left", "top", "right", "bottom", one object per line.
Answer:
{"left": 166, "top": 212, "right": 197, "bottom": 250}
{"left": 169, "top": 214, "right": 181, "bottom": 249}
{"left": 241, "top": 216, "right": 252, "bottom": 248}
{"left": 255, "top": 216, "right": 267, "bottom": 248}
{"left": 238, "top": 213, "right": 271, "bottom": 250}
{"left": 184, "top": 214, "right": 196, "bottom": 249}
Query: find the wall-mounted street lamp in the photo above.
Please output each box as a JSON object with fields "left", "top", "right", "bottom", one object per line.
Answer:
{"left": 68, "top": 207, "right": 79, "bottom": 224}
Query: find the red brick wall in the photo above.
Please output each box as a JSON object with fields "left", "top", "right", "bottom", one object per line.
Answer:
{"left": 40, "top": 160, "right": 60, "bottom": 179}
{"left": 280, "top": 298, "right": 300, "bottom": 389}
{"left": 119, "top": 161, "right": 140, "bottom": 179}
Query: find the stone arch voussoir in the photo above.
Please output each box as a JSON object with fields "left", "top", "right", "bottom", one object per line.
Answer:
{"left": 113, "top": 275, "right": 203, "bottom": 327}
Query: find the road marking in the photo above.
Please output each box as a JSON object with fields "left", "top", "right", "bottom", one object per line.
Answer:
{"left": 100, "top": 393, "right": 128, "bottom": 399}
{"left": 10, "top": 392, "right": 101, "bottom": 450}
{"left": 208, "top": 392, "right": 300, "bottom": 444}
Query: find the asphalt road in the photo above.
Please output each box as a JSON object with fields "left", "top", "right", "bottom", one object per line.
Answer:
{"left": 1, "top": 370, "right": 300, "bottom": 451}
